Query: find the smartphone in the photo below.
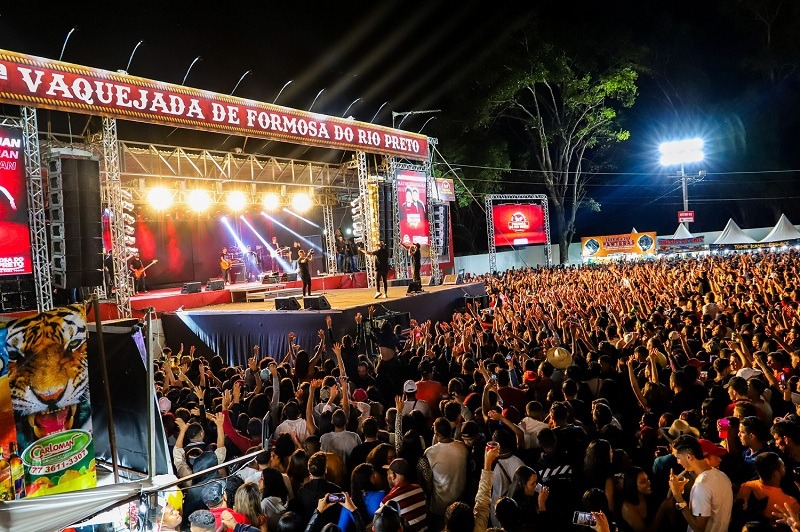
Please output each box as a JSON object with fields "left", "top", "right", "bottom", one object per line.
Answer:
{"left": 327, "top": 493, "right": 346, "bottom": 504}
{"left": 505, "top": 355, "right": 513, "bottom": 361}
{"left": 700, "top": 371, "right": 708, "bottom": 380}
{"left": 489, "top": 374, "right": 498, "bottom": 383}
{"left": 573, "top": 512, "right": 596, "bottom": 527}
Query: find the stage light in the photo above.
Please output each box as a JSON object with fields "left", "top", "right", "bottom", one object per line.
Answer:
{"left": 147, "top": 187, "right": 173, "bottom": 211}
{"left": 292, "top": 192, "right": 313, "bottom": 213}
{"left": 263, "top": 192, "right": 280, "bottom": 211}
{"left": 187, "top": 189, "right": 212, "bottom": 212}
{"left": 227, "top": 191, "right": 248, "bottom": 212}
{"left": 659, "top": 138, "right": 704, "bottom": 167}
{"left": 345, "top": 227, "right": 352, "bottom": 235}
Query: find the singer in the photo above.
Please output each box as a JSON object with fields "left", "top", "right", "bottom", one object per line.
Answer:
{"left": 298, "top": 249, "right": 314, "bottom": 297}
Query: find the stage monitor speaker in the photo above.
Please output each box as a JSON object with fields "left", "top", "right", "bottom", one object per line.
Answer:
{"left": 442, "top": 274, "right": 458, "bottom": 285}
{"left": 406, "top": 281, "right": 424, "bottom": 294}
{"left": 285, "top": 273, "right": 298, "bottom": 282}
{"left": 263, "top": 274, "right": 280, "bottom": 284}
{"left": 275, "top": 296, "right": 301, "bottom": 310}
{"left": 374, "top": 311, "right": 412, "bottom": 331}
{"left": 181, "top": 282, "right": 202, "bottom": 294}
{"left": 303, "top": 295, "right": 331, "bottom": 310}
{"left": 206, "top": 279, "right": 225, "bottom": 291}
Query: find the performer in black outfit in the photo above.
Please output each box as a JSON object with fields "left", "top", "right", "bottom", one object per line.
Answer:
{"left": 128, "top": 252, "right": 147, "bottom": 294}
{"left": 103, "top": 249, "right": 115, "bottom": 294}
{"left": 402, "top": 241, "right": 422, "bottom": 285}
{"left": 220, "top": 247, "right": 232, "bottom": 285}
{"left": 298, "top": 249, "right": 314, "bottom": 296}
{"left": 361, "top": 241, "right": 390, "bottom": 298}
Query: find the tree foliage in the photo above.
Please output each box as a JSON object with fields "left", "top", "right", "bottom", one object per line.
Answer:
{"left": 472, "top": 40, "right": 639, "bottom": 262}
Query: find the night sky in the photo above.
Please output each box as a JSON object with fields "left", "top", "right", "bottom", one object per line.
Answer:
{"left": 2, "top": 1, "right": 800, "bottom": 250}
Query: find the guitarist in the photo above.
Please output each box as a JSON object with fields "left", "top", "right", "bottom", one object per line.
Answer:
{"left": 129, "top": 252, "right": 148, "bottom": 294}
{"left": 220, "top": 247, "right": 232, "bottom": 285}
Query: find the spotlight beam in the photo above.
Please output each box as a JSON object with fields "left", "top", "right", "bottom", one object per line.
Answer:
{"left": 241, "top": 216, "right": 293, "bottom": 272}
{"left": 220, "top": 217, "right": 247, "bottom": 253}
{"left": 262, "top": 212, "right": 325, "bottom": 255}
{"left": 283, "top": 208, "right": 320, "bottom": 228}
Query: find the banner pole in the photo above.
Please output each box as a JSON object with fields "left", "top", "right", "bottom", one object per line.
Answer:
{"left": 91, "top": 296, "right": 120, "bottom": 483}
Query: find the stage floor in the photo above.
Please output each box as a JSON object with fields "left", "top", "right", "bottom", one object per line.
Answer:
{"left": 191, "top": 284, "right": 458, "bottom": 312}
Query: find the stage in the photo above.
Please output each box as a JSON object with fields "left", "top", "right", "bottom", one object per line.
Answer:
{"left": 160, "top": 282, "right": 487, "bottom": 365}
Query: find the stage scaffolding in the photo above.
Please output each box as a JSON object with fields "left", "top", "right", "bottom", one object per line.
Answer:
{"left": 386, "top": 156, "right": 408, "bottom": 280}
{"left": 355, "top": 151, "right": 378, "bottom": 289}
{"left": 322, "top": 204, "right": 336, "bottom": 274}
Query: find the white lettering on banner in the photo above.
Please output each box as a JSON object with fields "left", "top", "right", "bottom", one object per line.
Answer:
{"left": 0, "top": 150, "right": 19, "bottom": 159}
{"left": 0, "top": 161, "right": 16, "bottom": 170}
{"left": 4, "top": 58, "right": 427, "bottom": 158}
{"left": 0, "top": 256, "right": 25, "bottom": 273}
{"left": 0, "top": 137, "right": 21, "bottom": 148}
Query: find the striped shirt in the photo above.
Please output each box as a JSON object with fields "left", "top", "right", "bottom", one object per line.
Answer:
{"left": 381, "top": 482, "right": 428, "bottom": 532}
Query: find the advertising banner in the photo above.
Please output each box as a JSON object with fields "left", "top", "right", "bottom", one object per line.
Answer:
{"left": 491, "top": 203, "right": 546, "bottom": 248}
{"left": 0, "top": 126, "right": 32, "bottom": 276}
{"left": 658, "top": 236, "right": 706, "bottom": 254}
{"left": 397, "top": 170, "right": 429, "bottom": 245}
{"left": 0, "top": 304, "right": 96, "bottom": 498}
{"left": 0, "top": 49, "right": 428, "bottom": 160}
{"left": 434, "top": 178, "right": 456, "bottom": 202}
{"left": 582, "top": 231, "right": 657, "bottom": 261}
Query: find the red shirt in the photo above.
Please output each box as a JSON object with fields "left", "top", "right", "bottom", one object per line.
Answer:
{"left": 209, "top": 507, "right": 250, "bottom": 530}
{"left": 415, "top": 380, "right": 449, "bottom": 418}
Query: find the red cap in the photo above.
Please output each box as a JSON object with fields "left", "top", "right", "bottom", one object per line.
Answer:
{"left": 523, "top": 370, "right": 538, "bottom": 384}
{"left": 699, "top": 438, "right": 727, "bottom": 457}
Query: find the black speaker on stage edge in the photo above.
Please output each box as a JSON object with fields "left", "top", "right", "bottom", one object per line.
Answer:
{"left": 303, "top": 295, "right": 331, "bottom": 310}
{"left": 406, "top": 281, "right": 424, "bottom": 294}
{"left": 181, "top": 282, "right": 202, "bottom": 294}
{"left": 206, "top": 279, "right": 225, "bottom": 291}
{"left": 275, "top": 296, "right": 301, "bottom": 310}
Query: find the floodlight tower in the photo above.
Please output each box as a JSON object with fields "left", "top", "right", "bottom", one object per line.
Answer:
{"left": 659, "top": 138, "right": 705, "bottom": 228}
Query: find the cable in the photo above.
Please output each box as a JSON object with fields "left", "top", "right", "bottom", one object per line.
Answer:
{"left": 436, "top": 161, "right": 800, "bottom": 177}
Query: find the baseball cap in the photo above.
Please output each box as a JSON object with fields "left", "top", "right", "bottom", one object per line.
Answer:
{"left": 374, "top": 500, "right": 403, "bottom": 532}
{"left": 724, "top": 376, "right": 748, "bottom": 395}
{"left": 523, "top": 370, "right": 538, "bottom": 384}
{"left": 158, "top": 396, "right": 172, "bottom": 414}
{"left": 353, "top": 388, "right": 368, "bottom": 402}
{"left": 502, "top": 406, "right": 521, "bottom": 424}
{"left": 384, "top": 458, "right": 411, "bottom": 477}
{"left": 403, "top": 380, "right": 417, "bottom": 393}
{"left": 698, "top": 439, "right": 727, "bottom": 457}
{"left": 201, "top": 480, "right": 225, "bottom": 506}
{"left": 460, "top": 420, "right": 480, "bottom": 439}
{"left": 320, "top": 386, "right": 331, "bottom": 401}
{"left": 736, "top": 367, "right": 763, "bottom": 380}
{"left": 668, "top": 330, "right": 681, "bottom": 342}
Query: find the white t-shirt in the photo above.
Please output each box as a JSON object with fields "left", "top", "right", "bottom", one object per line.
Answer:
{"left": 402, "top": 398, "right": 432, "bottom": 419}
{"left": 424, "top": 440, "right": 468, "bottom": 516}
{"left": 689, "top": 468, "right": 733, "bottom": 532}
{"left": 274, "top": 418, "right": 309, "bottom": 442}
{"left": 491, "top": 454, "right": 525, "bottom": 527}
{"left": 320, "top": 430, "right": 362, "bottom": 462}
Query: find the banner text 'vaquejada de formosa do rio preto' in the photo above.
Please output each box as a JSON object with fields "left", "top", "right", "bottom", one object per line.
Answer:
{"left": 0, "top": 49, "right": 429, "bottom": 160}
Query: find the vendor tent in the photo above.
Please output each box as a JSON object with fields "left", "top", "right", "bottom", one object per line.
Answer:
{"left": 712, "top": 219, "right": 756, "bottom": 245}
{"left": 669, "top": 223, "right": 695, "bottom": 239}
{"left": 759, "top": 214, "right": 800, "bottom": 243}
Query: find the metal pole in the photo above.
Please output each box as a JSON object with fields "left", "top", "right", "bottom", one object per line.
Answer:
{"left": 681, "top": 163, "right": 689, "bottom": 229}
{"left": 92, "top": 297, "right": 120, "bottom": 483}
{"left": 146, "top": 308, "right": 156, "bottom": 480}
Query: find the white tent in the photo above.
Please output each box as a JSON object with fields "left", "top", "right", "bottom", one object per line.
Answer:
{"left": 712, "top": 219, "right": 756, "bottom": 245}
{"left": 759, "top": 214, "right": 800, "bottom": 243}
{"left": 669, "top": 224, "right": 695, "bottom": 239}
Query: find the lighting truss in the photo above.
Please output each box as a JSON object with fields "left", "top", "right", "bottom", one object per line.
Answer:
{"left": 355, "top": 151, "right": 377, "bottom": 289}
{"left": 322, "top": 204, "right": 336, "bottom": 274}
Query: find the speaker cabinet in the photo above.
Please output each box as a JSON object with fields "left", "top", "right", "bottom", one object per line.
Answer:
{"left": 275, "top": 296, "right": 301, "bottom": 310}
{"left": 303, "top": 295, "right": 331, "bottom": 310}
{"left": 463, "top": 294, "right": 490, "bottom": 310}
{"left": 206, "top": 279, "right": 225, "bottom": 291}
{"left": 181, "top": 282, "right": 202, "bottom": 294}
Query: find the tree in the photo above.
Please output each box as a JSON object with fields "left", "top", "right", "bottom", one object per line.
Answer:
{"left": 473, "top": 42, "right": 639, "bottom": 263}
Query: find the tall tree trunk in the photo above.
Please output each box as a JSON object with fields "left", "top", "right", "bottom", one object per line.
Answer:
{"left": 554, "top": 204, "right": 569, "bottom": 264}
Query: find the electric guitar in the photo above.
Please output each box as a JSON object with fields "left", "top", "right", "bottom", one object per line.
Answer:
{"left": 220, "top": 258, "right": 231, "bottom": 270}
{"left": 132, "top": 259, "right": 158, "bottom": 279}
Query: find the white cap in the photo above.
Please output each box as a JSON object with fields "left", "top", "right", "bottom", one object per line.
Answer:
{"left": 403, "top": 380, "right": 417, "bottom": 393}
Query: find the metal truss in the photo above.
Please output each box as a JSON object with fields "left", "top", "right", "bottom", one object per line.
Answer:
{"left": 485, "top": 194, "right": 552, "bottom": 272}
{"left": 103, "top": 118, "right": 133, "bottom": 318}
{"left": 356, "top": 151, "right": 377, "bottom": 289}
{"left": 322, "top": 204, "right": 336, "bottom": 274}
{"left": 20, "top": 108, "right": 53, "bottom": 312}
{"left": 385, "top": 156, "right": 408, "bottom": 280}
{"left": 117, "top": 141, "right": 355, "bottom": 191}
{"left": 424, "top": 148, "right": 441, "bottom": 284}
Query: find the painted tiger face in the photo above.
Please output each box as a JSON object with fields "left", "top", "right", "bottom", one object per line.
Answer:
{"left": 6, "top": 303, "right": 89, "bottom": 439}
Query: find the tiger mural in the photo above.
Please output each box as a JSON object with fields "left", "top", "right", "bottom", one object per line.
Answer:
{"left": 4, "top": 303, "right": 92, "bottom": 449}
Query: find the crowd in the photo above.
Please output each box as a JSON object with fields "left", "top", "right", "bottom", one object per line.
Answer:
{"left": 149, "top": 250, "right": 800, "bottom": 532}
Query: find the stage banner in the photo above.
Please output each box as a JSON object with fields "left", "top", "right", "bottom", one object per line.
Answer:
{"left": 0, "top": 303, "right": 96, "bottom": 498}
{"left": 435, "top": 178, "right": 456, "bottom": 202}
{"left": 491, "top": 203, "right": 546, "bottom": 248}
{"left": 0, "top": 125, "right": 32, "bottom": 276}
{"left": 658, "top": 236, "right": 706, "bottom": 253}
{"left": 0, "top": 49, "right": 428, "bottom": 160}
{"left": 582, "top": 231, "right": 657, "bottom": 260}
{"left": 397, "top": 170, "right": 429, "bottom": 245}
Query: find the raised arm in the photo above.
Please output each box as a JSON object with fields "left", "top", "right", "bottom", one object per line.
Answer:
{"left": 627, "top": 358, "right": 649, "bottom": 411}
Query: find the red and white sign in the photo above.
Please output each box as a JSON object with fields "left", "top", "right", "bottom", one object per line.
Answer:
{"left": 397, "top": 170, "right": 429, "bottom": 245}
{"left": 678, "top": 211, "right": 694, "bottom": 223}
{"left": 0, "top": 49, "right": 429, "bottom": 160}
{"left": 491, "top": 203, "right": 546, "bottom": 248}
{"left": 0, "top": 126, "right": 32, "bottom": 275}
